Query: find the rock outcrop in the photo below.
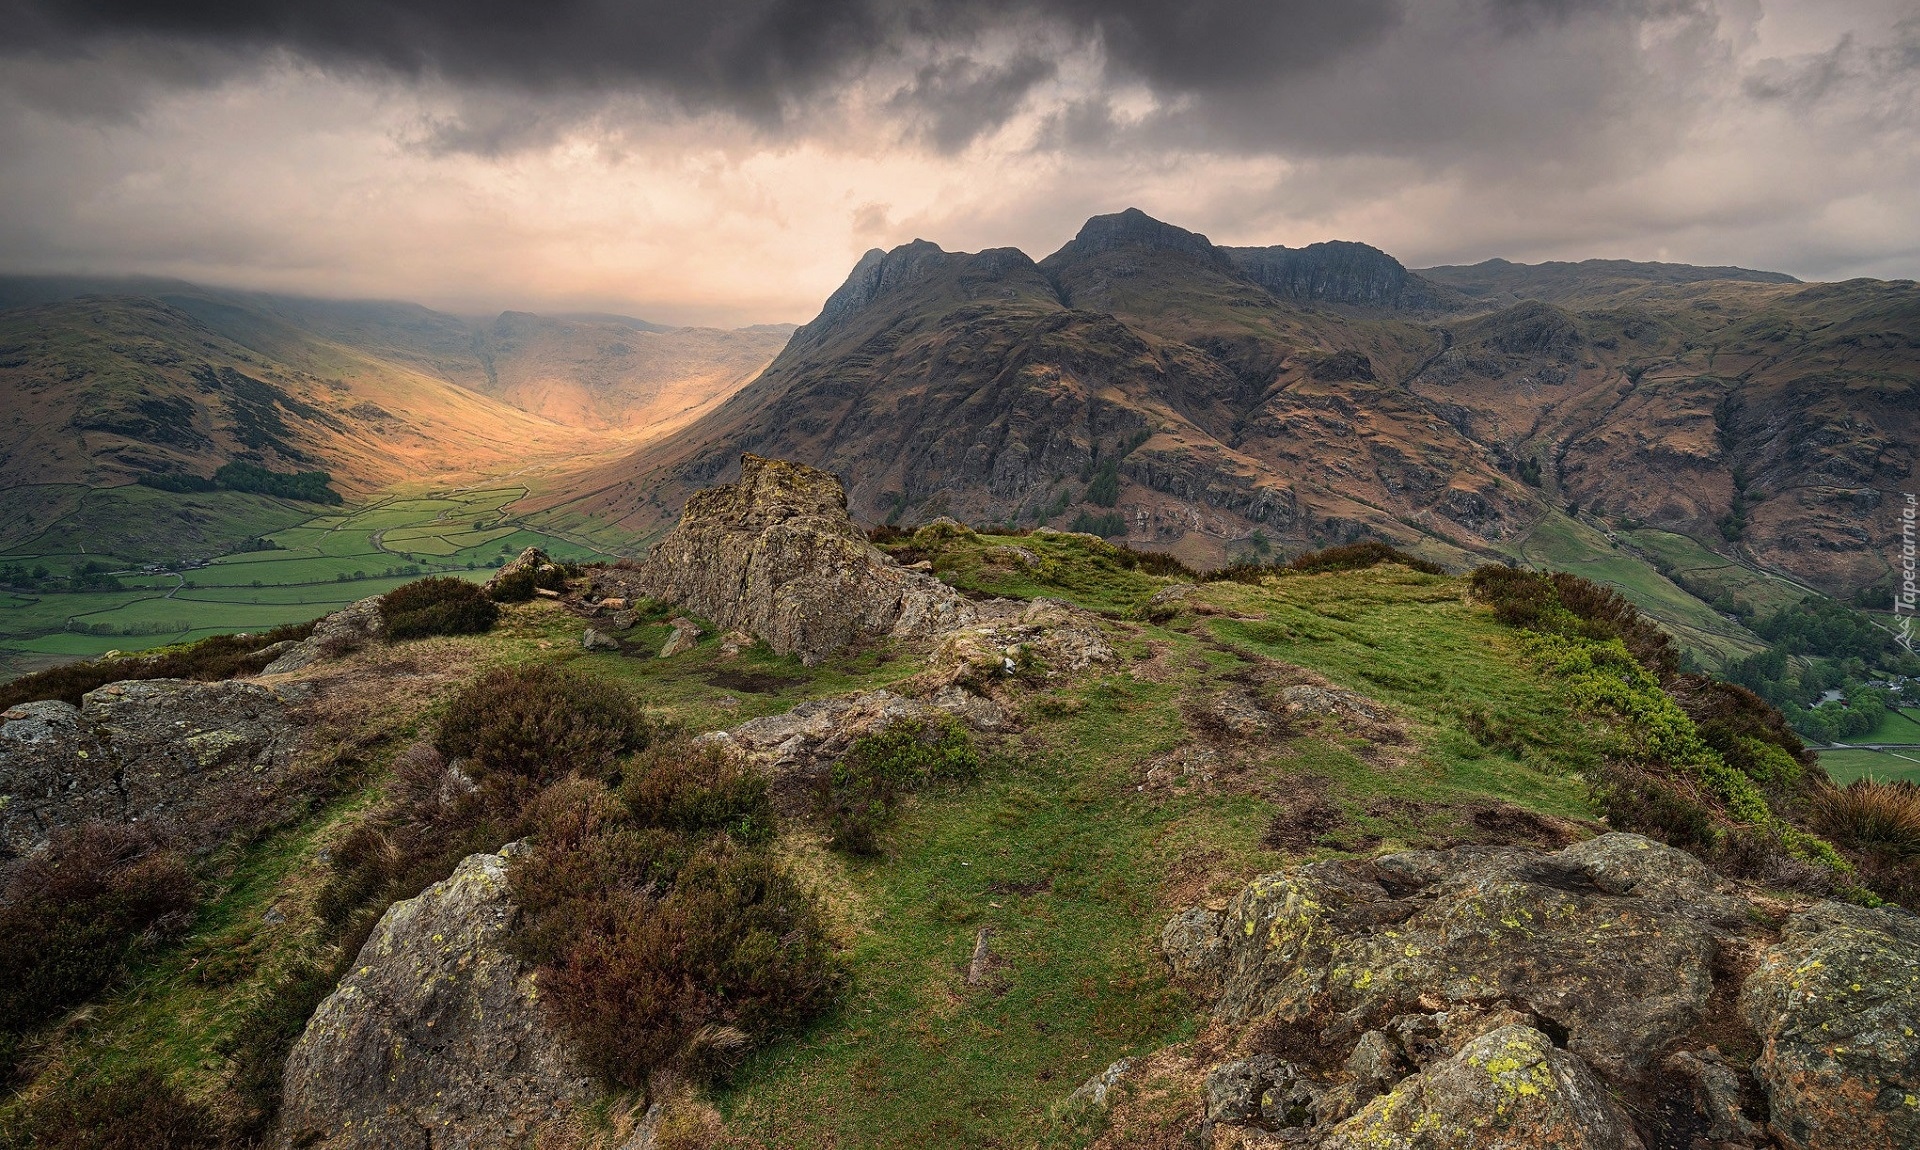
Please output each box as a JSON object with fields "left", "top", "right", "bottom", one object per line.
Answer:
{"left": 698, "top": 686, "right": 1007, "bottom": 814}
{"left": 1, "top": 678, "right": 301, "bottom": 858}
{"left": 1325, "top": 1024, "right": 1641, "bottom": 1150}
{"left": 1151, "top": 833, "right": 1815, "bottom": 1147}
{"left": 263, "top": 595, "right": 385, "bottom": 674}
{"left": 279, "top": 847, "right": 595, "bottom": 1149}
{"left": 629, "top": 454, "right": 969, "bottom": 665}
{"left": 1740, "top": 901, "right": 1920, "bottom": 1150}
{"left": 485, "top": 546, "right": 563, "bottom": 595}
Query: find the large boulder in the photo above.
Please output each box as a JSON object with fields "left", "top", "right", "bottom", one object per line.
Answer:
{"left": 1739, "top": 901, "right": 1920, "bottom": 1150}
{"left": 262, "top": 595, "right": 386, "bottom": 674}
{"left": 1324, "top": 1025, "right": 1642, "bottom": 1150}
{"left": 1170, "top": 834, "right": 1738, "bottom": 1080}
{"left": 1, "top": 678, "right": 301, "bottom": 858}
{"left": 629, "top": 454, "right": 969, "bottom": 665}
{"left": 278, "top": 847, "right": 595, "bottom": 1149}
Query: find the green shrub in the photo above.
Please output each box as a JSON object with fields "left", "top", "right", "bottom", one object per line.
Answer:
{"left": 379, "top": 576, "right": 499, "bottom": 640}
{"left": 0, "top": 825, "right": 198, "bottom": 1067}
{"left": 821, "top": 718, "right": 979, "bottom": 855}
{"left": 0, "top": 620, "right": 318, "bottom": 710}
{"left": 1285, "top": 541, "right": 1445, "bottom": 576}
{"left": 3, "top": 1068, "right": 220, "bottom": 1150}
{"left": 621, "top": 735, "right": 775, "bottom": 845}
{"left": 436, "top": 664, "right": 648, "bottom": 787}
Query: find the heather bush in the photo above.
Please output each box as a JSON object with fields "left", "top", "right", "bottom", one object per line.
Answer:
{"left": 3, "top": 1068, "right": 220, "bottom": 1150}
{"left": 509, "top": 749, "right": 837, "bottom": 1088}
{"left": 379, "top": 575, "right": 499, "bottom": 640}
{"left": 1284, "top": 540, "right": 1444, "bottom": 576}
{"left": 0, "top": 825, "right": 198, "bottom": 1071}
{"left": 435, "top": 664, "right": 649, "bottom": 786}
{"left": 620, "top": 734, "right": 775, "bottom": 845}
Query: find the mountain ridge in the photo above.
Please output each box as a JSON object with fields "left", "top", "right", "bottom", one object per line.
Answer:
{"left": 536, "top": 208, "right": 1915, "bottom": 606}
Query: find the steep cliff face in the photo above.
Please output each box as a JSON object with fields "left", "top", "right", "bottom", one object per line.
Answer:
{"left": 1225, "top": 240, "right": 1464, "bottom": 311}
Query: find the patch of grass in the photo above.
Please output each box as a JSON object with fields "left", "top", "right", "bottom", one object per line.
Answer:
{"left": 1820, "top": 747, "right": 1920, "bottom": 786}
{"left": 821, "top": 718, "right": 981, "bottom": 855}
{"left": 1812, "top": 780, "right": 1920, "bottom": 858}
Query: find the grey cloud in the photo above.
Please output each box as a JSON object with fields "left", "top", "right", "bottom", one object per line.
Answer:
{"left": 887, "top": 52, "right": 1056, "bottom": 153}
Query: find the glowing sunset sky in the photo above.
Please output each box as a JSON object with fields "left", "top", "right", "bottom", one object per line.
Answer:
{"left": 1, "top": 0, "right": 1916, "bottom": 326}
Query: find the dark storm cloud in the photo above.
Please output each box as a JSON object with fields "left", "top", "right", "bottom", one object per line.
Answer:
{"left": 1, "top": 0, "right": 1403, "bottom": 123}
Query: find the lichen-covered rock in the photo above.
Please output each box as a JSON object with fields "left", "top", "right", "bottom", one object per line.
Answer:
{"left": 278, "top": 848, "right": 594, "bottom": 1149}
{"left": 696, "top": 686, "right": 1005, "bottom": 813}
{"left": 263, "top": 595, "right": 385, "bottom": 674}
{"left": 630, "top": 454, "right": 969, "bottom": 665}
{"left": 928, "top": 597, "right": 1115, "bottom": 685}
{"left": 1174, "top": 835, "right": 1729, "bottom": 1079}
{"left": 1324, "top": 1025, "right": 1641, "bottom": 1150}
{"left": 660, "top": 617, "right": 703, "bottom": 658}
{"left": 1739, "top": 900, "right": 1920, "bottom": 1150}
{"left": 1205, "top": 1054, "right": 1326, "bottom": 1133}
{"left": 582, "top": 626, "right": 620, "bottom": 651}
{"left": 1, "top": 678, "right": 301, "bottom": 857}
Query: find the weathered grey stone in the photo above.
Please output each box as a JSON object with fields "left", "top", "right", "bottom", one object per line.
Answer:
{"left": 1664, "top": 1049, "right": 1762, "bottom": 1144}
{"left": 1170, "top": 835, "right": 1725, "bottom": 1080}
{"left": 660, "top": 617, "right": 702, "bottom": 658}
{"left": 264, "top": 595, "right": 385, "bottom": 674}
{"left": 1161, "top": 906, "right": 1227, "bottom": 984}
{"left": 1204, "top": 1054, "right": 1325, "bottom": 1133}
{"left": 1066, "top": 1057, "right": 1134, "bottom": 1111}
{"left": 630, "top": 455, "right": 969, "bottom": 665}
{"left": 696, "top": 687, "right": 1004, "bottom": 814}
{"left": 1739, "top": 900, "right": 1920, "bottom": 1150}
{"left": 582, "top": 626, "right": 620, "bottom": 651}
{"left": 1, "top": 678, "right": 301, "bottom": 857}
{"left": 928, "top": 597, "right": 1115, "bottom": 684}
{"left": 278, "top": 847, "right": 595, "bottom": 1149}
{"left": 1324, "top": 1025, "right": 1641, "bottom": 1150}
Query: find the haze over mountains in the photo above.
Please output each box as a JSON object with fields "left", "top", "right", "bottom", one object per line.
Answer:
{"left": 0, "top": 275, "right": 790, "bottom": 499}
{"left": 539, "top": 208, "right": 1916, "bottom": 601}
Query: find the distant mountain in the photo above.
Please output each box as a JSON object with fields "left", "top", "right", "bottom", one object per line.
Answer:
{"left": 0, "top": 276, "right": 789, "bottom": 496}
{"left": 537, "top": 209, "right": 1918, "bottom": 601}
{"left": 1419, "top": 257, "right": 1800, "bottom": 306}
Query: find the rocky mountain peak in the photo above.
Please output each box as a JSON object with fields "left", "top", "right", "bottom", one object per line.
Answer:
{"left": 805, "top": 238, "right": 954, "bottom": 337}
{"left": 1044, "top": 207, "right": 1234, "bottom": 270}
{"left": 1223, "top": 239, "right": 1461, "bottom": 310}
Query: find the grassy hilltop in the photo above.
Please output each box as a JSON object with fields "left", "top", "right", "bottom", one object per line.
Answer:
{"left": 3, "top": 522, "right": 1911, "bottom": 1147}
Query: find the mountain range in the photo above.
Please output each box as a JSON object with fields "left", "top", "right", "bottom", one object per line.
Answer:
{"left": 535, "top": 208, "right": 1916, "bottom": 603}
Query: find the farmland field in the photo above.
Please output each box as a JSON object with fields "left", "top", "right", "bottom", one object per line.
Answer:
{"left": 1821, "top": 746, "right": 1920, "bottom": 785}
{"left": 0, "top": 484, "right": 617, "bottom": 680}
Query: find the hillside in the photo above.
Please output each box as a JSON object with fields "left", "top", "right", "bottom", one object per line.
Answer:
{"left": 535, "top": 210, "right": 1919, "bottom": 617}
{"left": 0, "top": 276, "right": 789, "bottom": 495}
{"left": 1, "top": 464, "right": 1912, "bottom": 1148}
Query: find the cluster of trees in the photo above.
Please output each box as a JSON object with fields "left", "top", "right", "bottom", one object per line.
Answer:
{"left": 1723, "top": 595, "right": 1919, "bottom": 742}
{"left": 0, "top": 560, "right": 125, "bottom": 593}
{"left": 138, "top": 461, "right": 341, "bottom": 504}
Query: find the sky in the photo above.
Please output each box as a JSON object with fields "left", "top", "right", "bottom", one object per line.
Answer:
{"left": 0, "top": 0, "right": 1915, "bottom": 328}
